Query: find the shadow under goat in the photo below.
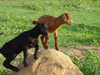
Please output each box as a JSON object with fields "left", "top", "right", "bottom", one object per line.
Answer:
{"left": 0, "top": 23, "right": 48, "bottom": 72}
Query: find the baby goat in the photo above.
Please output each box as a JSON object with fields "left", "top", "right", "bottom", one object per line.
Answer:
{"left": 33, "top": 13, "right": 72, "bottom": 50}
{"left": 0, "top": 23, "right": 48, "bottom": 72}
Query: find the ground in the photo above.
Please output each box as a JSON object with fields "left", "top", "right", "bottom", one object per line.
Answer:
{"left": 60, "top": 45, "right": 100, "bottom": 59}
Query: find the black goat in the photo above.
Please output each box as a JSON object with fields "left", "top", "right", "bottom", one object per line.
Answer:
{"left": 0, "top": 23, "right": 48, "bottom": 72}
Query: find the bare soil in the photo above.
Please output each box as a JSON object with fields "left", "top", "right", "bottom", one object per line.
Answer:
{"left": 60, "top": 45, "right": 100, "bottom": 59}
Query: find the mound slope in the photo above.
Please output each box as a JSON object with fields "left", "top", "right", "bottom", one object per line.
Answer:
{"left": 11, "top": 49, "right": 83, "bottom": 75}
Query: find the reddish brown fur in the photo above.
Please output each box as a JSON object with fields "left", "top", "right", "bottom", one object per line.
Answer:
{"left": 33, "top": 13, "right": 72, "bottom": 50}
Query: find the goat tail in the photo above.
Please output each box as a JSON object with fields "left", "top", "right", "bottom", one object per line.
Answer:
{"left": 32, "top": 21, "right": 38, "bottom": 25}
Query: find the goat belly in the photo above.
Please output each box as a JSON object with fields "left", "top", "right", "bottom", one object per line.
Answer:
{"left": 1, "top": 48, "right": 21, "bottom": 59}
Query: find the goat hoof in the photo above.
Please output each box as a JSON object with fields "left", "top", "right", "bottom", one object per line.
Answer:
{"left": 24, "top": 64, "right": 28, "bottom": 67}
{"left": 45, "top": 47, "right": 48, "bottom": 49}
{"left": 34, "top": 56, "right": 38, "bottom": 60}
{"left": 56, "top": 48, "right": 59, "bottom": 50}
{"left": 14, "top": 68, "right": 20, "bottom": 72}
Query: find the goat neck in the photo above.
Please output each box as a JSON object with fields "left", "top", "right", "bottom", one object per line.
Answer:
{"left": 52, "top": 15, "right": 65, "bottom": 32}
{"left": 29, "top": 27, "right": 41, "bottom": 38}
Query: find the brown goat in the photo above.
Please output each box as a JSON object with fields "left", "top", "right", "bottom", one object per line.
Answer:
{"left": 33, "top": 13, "right": 72, "bottom": 50}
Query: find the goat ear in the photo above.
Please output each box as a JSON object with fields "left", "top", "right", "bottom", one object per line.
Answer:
{"left": 62, "top": 14, "right": 67, "bottom": 22}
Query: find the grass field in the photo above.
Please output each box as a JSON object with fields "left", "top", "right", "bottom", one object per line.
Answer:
{"left": 0, "top": 0, "right": 100, "bottom": 75}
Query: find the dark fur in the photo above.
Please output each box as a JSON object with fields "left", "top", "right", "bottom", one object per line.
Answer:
{"left": 0, "top": 23, "right": 48, "bottom": 72}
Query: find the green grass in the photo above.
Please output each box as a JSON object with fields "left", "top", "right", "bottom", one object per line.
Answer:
{"left": 0, "top": 0, "right": 100, "bottom": 75}
{"left": 71, "top": 50, "right": 100, "bottom": 75}
{"left": 0, "top": 0, "right": 100, "bottom": 48}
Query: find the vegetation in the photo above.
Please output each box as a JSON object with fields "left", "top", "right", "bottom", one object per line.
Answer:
{"left": 71, "top": 50, "right": 100, "bottom": 75}
{"left": 0, "top": 0, "right": 100, "bottom": 75}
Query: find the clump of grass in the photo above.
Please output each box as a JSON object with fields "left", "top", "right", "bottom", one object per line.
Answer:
{"left": 71, "top": 50, "right": 100, "bottom": 75}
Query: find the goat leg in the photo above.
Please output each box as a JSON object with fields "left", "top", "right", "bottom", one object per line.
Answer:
{"left": 23, "top": 50, "right": 28, "bottom": 67}
{"left": 54, "top": 32, "right": 59, "bottom": 50}
{"left": 3, "top": 59, "right": 19, "bottom": 72}
{"left": 41, "top": 35, "right": 46, "bottom": 48}
{"left": 34, "top": 44, "right": 39, "bottom": 59}
{"left": 35, "top": 35, "right": 40, "bottom": 45}
{"left": 45, "top": 35, "right": 49, "bottom": 49}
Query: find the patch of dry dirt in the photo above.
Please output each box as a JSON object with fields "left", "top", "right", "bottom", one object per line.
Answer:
{"left": 61, "top": 45, "right": 100, "bottom": 59}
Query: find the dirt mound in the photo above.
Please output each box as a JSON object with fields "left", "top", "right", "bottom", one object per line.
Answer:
{"left": 11, "top": 49, "right": 83, "bottom": 75}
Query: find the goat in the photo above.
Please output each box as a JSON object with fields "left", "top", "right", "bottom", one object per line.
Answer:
{"left": 0, "top": 23, "right": 48, "bottom": 72}
{"left": 33, "top": 13, "right": 72, "bottom": 50}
